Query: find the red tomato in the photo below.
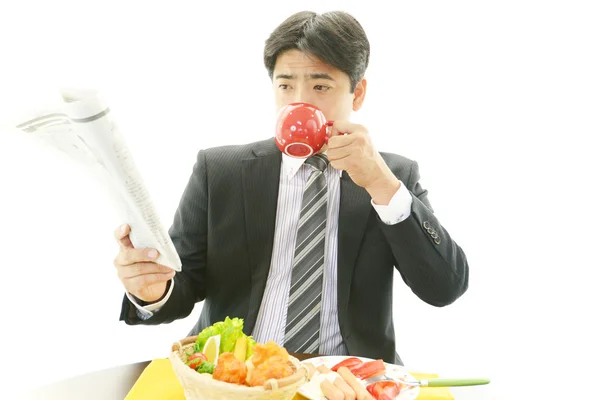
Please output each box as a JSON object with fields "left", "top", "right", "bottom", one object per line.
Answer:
{"left": 331, "top": 357, "right": 363, "bottom": 372}
{"left": 366, "top": 381, "right": 403, "bottom": 400}
{"left": 187, "top": 352, "right": 208, "bottom": 369}
{"left": 348, "top": 359, "right": 386, "bottom": 379}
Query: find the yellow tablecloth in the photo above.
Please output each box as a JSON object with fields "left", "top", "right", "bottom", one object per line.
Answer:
{"left": 125, "top": 359, "right": 453, "bottom": 400}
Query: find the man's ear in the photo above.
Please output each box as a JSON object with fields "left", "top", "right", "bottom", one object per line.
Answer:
{"left": 352, "top": 78, "right": 367, "bottom": 111}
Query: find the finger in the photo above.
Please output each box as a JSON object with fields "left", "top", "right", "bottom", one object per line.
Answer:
{"left": 328, "top": 121, "right": 365, "bottom": 138}
{"left": 321, "top": 379, "right": 345, "bottom": 400}
{"left": 328, "top": 128, "right": 371, "bottom": 150}
{"left": 115, "top": 247, "right": 161, "bottom": 266}
{"left": 123, "top": 271, "right": 176, "bottom": 291}
{"left": 329, "top": 158, "right": 351, "bottom": 173}
{"left": 334, "top": 377, "right": 356, "bottom": 400}
{"left": 114, "top": 224, "right": 134, "bottom": 249}
{"left": 327, "top": 134, "right": 355, "bottom": 150}
{"left": 117, "top": 262, "right": 174, "bottom": 279}
{"left": 327, "top": 147, "right": 353, "bottom": 163}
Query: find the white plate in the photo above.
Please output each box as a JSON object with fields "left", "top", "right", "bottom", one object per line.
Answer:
{"left": 297, "top": 355, "right": 420, "bottom": 400}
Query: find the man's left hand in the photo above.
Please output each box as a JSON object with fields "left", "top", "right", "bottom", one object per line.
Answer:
{"left": 327, "top": 120, "right": 401, "bottom": 205}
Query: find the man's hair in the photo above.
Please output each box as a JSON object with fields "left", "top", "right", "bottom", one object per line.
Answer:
{"left": 264, "top": 11, "right": 370, "bottom": 93}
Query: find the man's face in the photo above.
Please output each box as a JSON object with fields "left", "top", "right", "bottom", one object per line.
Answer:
{"left": 272, "top": 49, "right": 366, "bottom": 122}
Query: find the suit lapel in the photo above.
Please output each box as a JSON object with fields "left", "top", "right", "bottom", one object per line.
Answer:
{"left": 242, "top": 139, "right": 282, "bottom": 335}
{"left": 337, "top": 171, "right": 373, "bottom": 321}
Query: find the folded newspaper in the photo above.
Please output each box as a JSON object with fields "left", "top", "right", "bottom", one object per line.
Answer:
{"left": 13, "top": 88, "right": 182, "bottom": 271}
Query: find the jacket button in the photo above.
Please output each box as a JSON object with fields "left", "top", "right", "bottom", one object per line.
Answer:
{"left": 423, "top": 221, "right": 431, "bottom": 229}
{"left": 434, "top": 237, "right": 441, "bottom": 245}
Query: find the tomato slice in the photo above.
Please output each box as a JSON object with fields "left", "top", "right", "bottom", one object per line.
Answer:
{"left": 331, "top": 357, "right": 363, "bottom": 372}
{"left": 187, "top": 352, "right": 208, "bottom": 369}
{"left": 348, "top": 359, "right": 386, "bottom": 379}
{"left": 366, "top": 381, "right": 403, "bottom": 400}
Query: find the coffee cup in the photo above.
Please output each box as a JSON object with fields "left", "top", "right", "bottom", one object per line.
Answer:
{"left": 274, "top": 102, "right": 333, "bottom": 158}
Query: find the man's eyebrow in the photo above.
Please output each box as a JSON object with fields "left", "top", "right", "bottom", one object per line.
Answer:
{"left": 309, "top": 73, "right": 335, "bottom": 81}
{"left": 274, "top": 73, "right": 335, "bottom": 81}
{"left": 275, "top": 73, "right": 295, "bottom": 80}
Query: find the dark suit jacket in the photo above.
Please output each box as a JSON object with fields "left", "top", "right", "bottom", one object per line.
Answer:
{"left": 120, "top": 138, "right": 469, "bottom": 364}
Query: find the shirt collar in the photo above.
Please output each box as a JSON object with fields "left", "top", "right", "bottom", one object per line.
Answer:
{"left": 281, "top": 152, "right": 343, "bottom": 181}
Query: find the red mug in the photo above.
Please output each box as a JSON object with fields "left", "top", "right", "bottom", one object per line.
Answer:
{"left": 275, "top": 102, "right": 333, "bottom": 158}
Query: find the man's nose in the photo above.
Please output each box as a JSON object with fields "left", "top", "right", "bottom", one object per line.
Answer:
{"left": 293, "top": 87, "right": 313, "bottom": 104}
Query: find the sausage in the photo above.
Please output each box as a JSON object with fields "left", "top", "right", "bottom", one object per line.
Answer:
{"left": 304, "top": 362, "right": 317, "bottom": 380}
{"left": 337, "top": 367, "right": 373, "bottom": 400}
{"left": 263, "top": 367, "right": 306, "bottom": 390}
{"left": 318, "top": 365, "right": 333, "bottom": 374}
{"left": 334, "top": 376, "right": 357, "bottom": 400}
{"left": 321, "top": 378, "right": 345, "bottom": 400}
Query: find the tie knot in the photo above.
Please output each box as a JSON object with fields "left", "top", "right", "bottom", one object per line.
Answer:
{"left": 305, "top": 153, "right": 329, "bottom": 172}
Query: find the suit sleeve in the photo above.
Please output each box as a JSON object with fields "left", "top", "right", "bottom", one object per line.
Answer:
{"left": 119, "top": 150, "right": 209, "bottom": 325}
{"left": 377, "top": 160, "right": 469, "bottom": 306}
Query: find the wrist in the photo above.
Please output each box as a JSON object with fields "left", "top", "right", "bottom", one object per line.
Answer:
{"left": 366, "top": 172, "right": 401, "bottom": 205}
{"left": 132, "top": 279, "right": 172, "bottom": 306}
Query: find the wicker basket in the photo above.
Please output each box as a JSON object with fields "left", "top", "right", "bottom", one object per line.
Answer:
{"left": 170, "top": 336, "right": 308, "bottom": 400}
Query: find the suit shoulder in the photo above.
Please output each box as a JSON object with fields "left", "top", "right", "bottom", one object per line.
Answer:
{"left": 201, "top": 141, "right": 258, "bottom": 159}
{"left": 379, "top": 151, "right": 416, "bottom": 172}
{"left": 197, "top": 138, "right": 276, "bottom": 164}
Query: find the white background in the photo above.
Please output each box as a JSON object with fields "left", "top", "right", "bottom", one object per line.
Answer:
{"left": 1, "top": 1, "right": 599, "bottom": 399}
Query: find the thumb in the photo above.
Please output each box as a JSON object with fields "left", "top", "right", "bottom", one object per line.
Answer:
{"left": 114, "top": 224, "right": 134, "bottom": 249}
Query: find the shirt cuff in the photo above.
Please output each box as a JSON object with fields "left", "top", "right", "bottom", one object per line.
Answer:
{"left": 126, "top": 278, "right": 175, "bottom": 319}
{"left": 371, "top": 182, "right": 413, "bottom": 225}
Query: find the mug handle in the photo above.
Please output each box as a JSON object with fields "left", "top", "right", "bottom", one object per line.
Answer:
{"left": 324, "top": 120, "right": 334, "bottom": 143}
{"left": 324, "top": 120, "right": 351, "bottom": 142}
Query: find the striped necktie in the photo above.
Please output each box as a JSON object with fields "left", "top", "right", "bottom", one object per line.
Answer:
{"left": 284, "top": 153, "right": 329, "bottom": 354}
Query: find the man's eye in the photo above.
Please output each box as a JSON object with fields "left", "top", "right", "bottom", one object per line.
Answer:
{"left": 279, "top": 84, "right": 290, "bottom": 90}
{"left": 315, "top": 85, "right": 330, "bottom": 92}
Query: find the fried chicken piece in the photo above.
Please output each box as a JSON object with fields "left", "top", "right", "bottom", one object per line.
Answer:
{"left": 251, "top": 341, "right": 290, "bottom": 367}
{"left": 212, "top": 352, "right": 248, "bottom": 385}
{"left": 247, "top": 355, "right": 294, "bottom": 387}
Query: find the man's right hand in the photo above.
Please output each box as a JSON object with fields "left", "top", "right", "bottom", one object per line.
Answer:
{"left": 113, "top": 224, "right": 176, "bottom": 304}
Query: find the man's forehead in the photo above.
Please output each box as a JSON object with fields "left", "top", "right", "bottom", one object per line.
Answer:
{"left": 274, "top": 51, "right": 336, "bottom": 75}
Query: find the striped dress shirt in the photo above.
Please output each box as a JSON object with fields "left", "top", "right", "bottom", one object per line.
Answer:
{"left": 252, "top": 154, "right": 346, "bottom": 355}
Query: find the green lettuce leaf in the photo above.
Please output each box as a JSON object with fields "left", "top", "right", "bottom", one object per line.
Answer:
{"left": 196, "top": 361, "right": 215, "bottom": 374}
{"left": 246, "top": 335, "right": 257, "bottom": 359}
{"left": 194, "top": 317, "right": 257, "bottom": 360}
{"left": 218, "top": 317, "right": 245, "bottom": 354}
{"left": 193, "top": 322, "right": 223, "bottom": 353}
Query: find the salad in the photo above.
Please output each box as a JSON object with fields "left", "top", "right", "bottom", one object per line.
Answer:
{"left": 184, "top": 317, "right": 297, "bottom": 387}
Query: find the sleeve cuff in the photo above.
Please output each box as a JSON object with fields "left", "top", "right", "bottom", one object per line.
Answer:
{"left": 126, "top": 278, "right": 175, "bottom": 319}
{"left": 371, "top": 182, "right": 413, "bottom": 225}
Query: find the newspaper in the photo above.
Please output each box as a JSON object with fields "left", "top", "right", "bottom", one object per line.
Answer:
{"left": 12, "top": 88, "right": 182, "bottom": 271}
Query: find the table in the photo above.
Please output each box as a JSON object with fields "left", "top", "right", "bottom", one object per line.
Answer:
{"left": 24, "top": 356, "right": 493, "bottom": 400}
{"left": 25, "top": 353, "right": 314, "bottom": 400}
{"left": 24, "top": 361, "right": 151, "bottom": 400}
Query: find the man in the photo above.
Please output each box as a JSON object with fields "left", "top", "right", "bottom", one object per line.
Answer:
{"left": 115, "top": 10, "right": 468, "bottom": 364}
